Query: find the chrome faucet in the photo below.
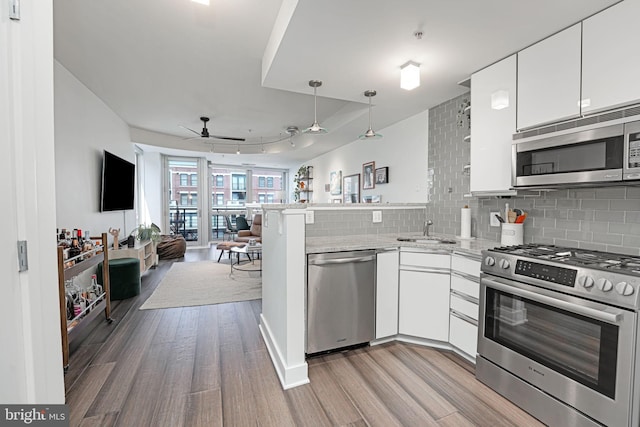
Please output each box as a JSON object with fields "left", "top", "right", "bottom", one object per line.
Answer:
{"left": 423, "top": 220, "right": 433, "bottom": 237}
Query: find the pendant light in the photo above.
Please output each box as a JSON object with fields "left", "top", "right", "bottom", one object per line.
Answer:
{"left": 359, "top": 90, "right": 382, "bottom": 140}
{"left": 303, "top": 80, "right": 328, "bottom": 134}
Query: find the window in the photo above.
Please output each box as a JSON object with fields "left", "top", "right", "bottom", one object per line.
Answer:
{"left": 214, "top": 194, "right": 224, "bottom": 206}
{"left": 191, "top": 174, "right": 198, "bottom": 186}
{"left": 232, "top": 174, "right": 246, "bottom": 191}
{"left": 267, "top": 194, "right": 274, "bottom": 203}
{"left": 258, "top": 176, "right": 266, "bottom": 188}
{"left": 180, "top": 193, "right": 188, "bottom": 205}
{"left": 258, "top": 194, "right": 266, "bottom": 203}
{"left": 180, "top": 174, "right": 188, "bottom": 186}
{"left": 215, "top": 175, "right": 224, "bottom": 187}
{"left": 267, "top": 177, "right": 274, "bottom": 188}
{"left": 189, "top": 193, "right": 198, "bottom": 206}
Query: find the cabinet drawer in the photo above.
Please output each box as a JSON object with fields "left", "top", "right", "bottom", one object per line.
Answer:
{"left": 400, "top": 252, "right": 450, "bottom": 269}
{"left": 451, "top": 274, "right": 479, "bottom": 300}
{"left": 449, "top": 314, "right": 478, "bottom": 358}
{"left": 450, "top": 293, "right": 478, "bottom": 321}
{"left": 451, "top": 254, "right": 481, "bottom": 277}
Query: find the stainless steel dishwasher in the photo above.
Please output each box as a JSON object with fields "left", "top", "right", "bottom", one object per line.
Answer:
{"left": 306, "top": 250, "right": 376, "bottom": 355}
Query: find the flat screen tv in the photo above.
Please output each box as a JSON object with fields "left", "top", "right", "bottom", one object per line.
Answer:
{"left": 101, "top": 150, "right": 135, "bottom": 211}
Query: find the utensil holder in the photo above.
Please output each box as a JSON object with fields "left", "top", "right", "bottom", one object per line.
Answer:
{"left": 501, "top": 223, "right": 523, "bottom": 246}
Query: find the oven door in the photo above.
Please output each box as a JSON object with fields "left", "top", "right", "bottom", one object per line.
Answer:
{"left": 479, "top": 275, "right": 636, "bottom": 427}
{"left": 512, "top": 123, "right": 624, "bottom": 188}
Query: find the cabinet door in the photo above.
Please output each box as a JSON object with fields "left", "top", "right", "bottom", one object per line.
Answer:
{"left": 449, "top": 313, "right": 478, "bottom": 358}
{"left": 582, "top": 0, "right": 640, "bottom": 114}
{"left": 517, "top": 23, "right": 582, "bottom": 130}
{"left": 376, "top": 250, "right": 399, "bottom": 339}
{"left": 470, "top": 55, "right": 517, "bottom": 194}
{"left": 398, "top": 270, "right": 450, "bottom": 341}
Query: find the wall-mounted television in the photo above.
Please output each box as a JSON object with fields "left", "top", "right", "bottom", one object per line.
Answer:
{"left": 101, "top": 150, "right": 135, "bottom": 211}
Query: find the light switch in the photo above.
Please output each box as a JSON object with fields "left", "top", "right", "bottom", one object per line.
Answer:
{"left": 372, "top": 211, "right": 382, "bottom": 223}
{"left": 305, "top": 210, "right": 315, "bottom": 224}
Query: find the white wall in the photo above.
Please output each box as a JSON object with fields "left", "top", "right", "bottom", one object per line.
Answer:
{"left": 1, "top": 0, "right": 65, "bottom": 403}
{"left": 302, "top": 110, "right": 429, "bottom": 203}
{"left": 54, "top": 61, "right": 136, "bottom": 239}
{"left": 140, "top": 151, "right": 163, "bottom": 228}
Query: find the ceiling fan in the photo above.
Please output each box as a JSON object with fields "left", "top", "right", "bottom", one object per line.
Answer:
{"left": 180, "top": 116, "right": 246, "bottom": 142}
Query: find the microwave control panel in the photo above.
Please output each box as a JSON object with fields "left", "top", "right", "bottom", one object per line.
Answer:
{"left": 629, "top": 131, "right": 640, "bottom": 168}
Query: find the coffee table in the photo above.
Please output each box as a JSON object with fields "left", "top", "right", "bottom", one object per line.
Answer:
{"left": 230, "top": 243, "right": 262, "bottom": 275}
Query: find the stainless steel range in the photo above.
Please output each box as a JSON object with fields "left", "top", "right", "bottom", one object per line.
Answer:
{"left": 477, "top": 244, "right": 640, "bottom": 427}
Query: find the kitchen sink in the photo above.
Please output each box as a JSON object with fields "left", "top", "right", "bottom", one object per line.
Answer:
{"left": 397, "top": 236, "right": 456, "bottom": 244}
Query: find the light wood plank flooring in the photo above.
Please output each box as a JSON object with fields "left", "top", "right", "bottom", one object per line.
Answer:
{"left": 65, "top": 246, "right": 544, "bottom": 426}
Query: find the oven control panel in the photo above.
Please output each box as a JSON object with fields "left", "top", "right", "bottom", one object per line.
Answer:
{"left": 515, "top": 260, "right": 577, "bottom": 287}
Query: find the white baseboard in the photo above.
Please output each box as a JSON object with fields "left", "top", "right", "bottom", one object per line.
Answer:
{"left": 259, "top": 314, "right": 309, "bottom": 390}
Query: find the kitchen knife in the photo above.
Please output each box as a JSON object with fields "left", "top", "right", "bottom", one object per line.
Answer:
{"left": 495, "top": 214, "right": 505, "bottom": 223}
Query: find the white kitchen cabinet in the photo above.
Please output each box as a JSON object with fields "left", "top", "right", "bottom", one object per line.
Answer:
{"left": 582, "top": 0, "right": 640, "bottom": 115}
{"left": 517, "top": 23, "right": 582, "bottom": 130}
{"left": 449, "top": 314, "right": 478, "bottom": 358}
{"left": 449, "top": 252, "right": 481, "bottom": 359}
{"left": 398, "top": 252, "right": 450, "bottom": 341}
{"left": 376, "top": 249, "right": 399, "bottom": 339}
{"left": 470, "top": 55, "right": 517, "bottom": 195}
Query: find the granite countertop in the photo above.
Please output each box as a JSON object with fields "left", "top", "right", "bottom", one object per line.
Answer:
{"left": 306, "top": 233, "right": 500, "bottom": 258}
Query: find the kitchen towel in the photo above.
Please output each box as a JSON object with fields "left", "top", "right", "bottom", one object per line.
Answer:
{"left": 460, "top": 206, "right": 471, "bottom": 239}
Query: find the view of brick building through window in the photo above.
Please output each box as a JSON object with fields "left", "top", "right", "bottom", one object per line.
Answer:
{"left": 167, "top": 159, "right": 285, "bottom": 241}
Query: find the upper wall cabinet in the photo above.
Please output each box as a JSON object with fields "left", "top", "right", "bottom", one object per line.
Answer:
{"left": 517, "top": 24, "right": 582, "bottom": 131}
{"left": 582, "top": 0, "right": 640, "bottom": 115}
{"left": 470, "top": 55, "right": 517, "bottom": 195}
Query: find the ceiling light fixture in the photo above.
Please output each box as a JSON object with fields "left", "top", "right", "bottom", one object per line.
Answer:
{"left": 359, "top": 90, "right": 382, "bottom": 140}
{"left": 303, "top": 80, "right": 328, "bottom": 134}
{"left": 236, "top": 145, "right": 240, "bottom": 155}
{"left": 191, "top": 0, "right": 210, "bottom": 5}
{"left": 400, "top": 61, "right": 420, "bottom": 90}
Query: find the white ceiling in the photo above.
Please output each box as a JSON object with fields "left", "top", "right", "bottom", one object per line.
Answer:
{"left": 53, "top": 0, "right": 619, "bottom": 169}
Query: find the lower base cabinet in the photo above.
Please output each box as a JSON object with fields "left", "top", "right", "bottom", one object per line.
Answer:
{"left": 376, "top": 250, "right": 399, "bottom": 339}
{"left": 398, "top": 269, "right": 450, "bottom": 341}
{"left": 449, "top": 313, "right": 478, "bottom": 357}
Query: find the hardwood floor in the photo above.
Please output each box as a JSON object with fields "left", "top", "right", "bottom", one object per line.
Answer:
{"left": 65, "top": 247, "right": 544, "bottom": 426}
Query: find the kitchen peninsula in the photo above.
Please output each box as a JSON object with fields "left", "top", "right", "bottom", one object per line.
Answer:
{"left": 259, "top": 203, "right": 499, "bottom": 389}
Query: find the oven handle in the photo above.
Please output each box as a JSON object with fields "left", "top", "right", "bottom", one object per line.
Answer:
{"left": 482, "top": 277, "right": 622, "bottom": 324}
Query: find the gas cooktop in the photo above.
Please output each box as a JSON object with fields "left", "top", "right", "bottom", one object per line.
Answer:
{"left": 489, "top": 244, "right": 640, "bottom": 276}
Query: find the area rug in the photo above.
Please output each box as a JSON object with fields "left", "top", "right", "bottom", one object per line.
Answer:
{"left": 140, "top": 260, "right": 261, "bottom": 310}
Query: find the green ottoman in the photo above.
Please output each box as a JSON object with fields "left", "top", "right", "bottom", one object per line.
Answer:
{"left": 97, "top": 257, "right": 141, "bottom": 300}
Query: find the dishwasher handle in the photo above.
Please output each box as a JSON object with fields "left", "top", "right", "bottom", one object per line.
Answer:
{"left": 308, "top": 255, "right": 376, "bottom": 265}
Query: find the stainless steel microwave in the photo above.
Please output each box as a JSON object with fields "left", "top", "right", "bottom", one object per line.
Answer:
{"left": 512, "top": 120, "right": 640, "bottom": 188}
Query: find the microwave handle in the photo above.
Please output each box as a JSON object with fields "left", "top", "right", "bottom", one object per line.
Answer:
{"left": 482, "top": 277, "right": 622, "bottom": 324}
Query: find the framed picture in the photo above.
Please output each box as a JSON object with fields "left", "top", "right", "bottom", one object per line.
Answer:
{"left": 375, "top": 166, "right": 389, "bottom": 184}
{"left": 330, "top": 170, "right": 342, "bottom": 195}
{"left": 343, "top": 174, "right": 360, "bottom": 203}
{"left": 362, "top": 161, "right": 375, "bottom": 190}
{"left": 363, "top": 195, "right": 381, "bottom": 203}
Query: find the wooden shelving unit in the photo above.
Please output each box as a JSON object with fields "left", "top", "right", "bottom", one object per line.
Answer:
{"left": 110, "top": 239, "right": 157, "bottom": 275}
{"left": 57, "top": 232, "right": 113, "bottom": 370}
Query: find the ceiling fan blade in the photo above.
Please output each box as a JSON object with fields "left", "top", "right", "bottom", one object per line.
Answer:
{"left": 179, "top": 125, "right": 202, "bottom": 136}
{"left": 210, "top": 135, "right": 246, "bottom": 142}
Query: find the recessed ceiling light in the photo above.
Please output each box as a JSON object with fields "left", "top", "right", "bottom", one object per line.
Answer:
{"left": 191, "top": 0, "right": 210, "bottom": 5}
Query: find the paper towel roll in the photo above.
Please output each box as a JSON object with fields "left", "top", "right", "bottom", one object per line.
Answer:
{"left": 461, "top": 207, "right": 471, "bottom": 239}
